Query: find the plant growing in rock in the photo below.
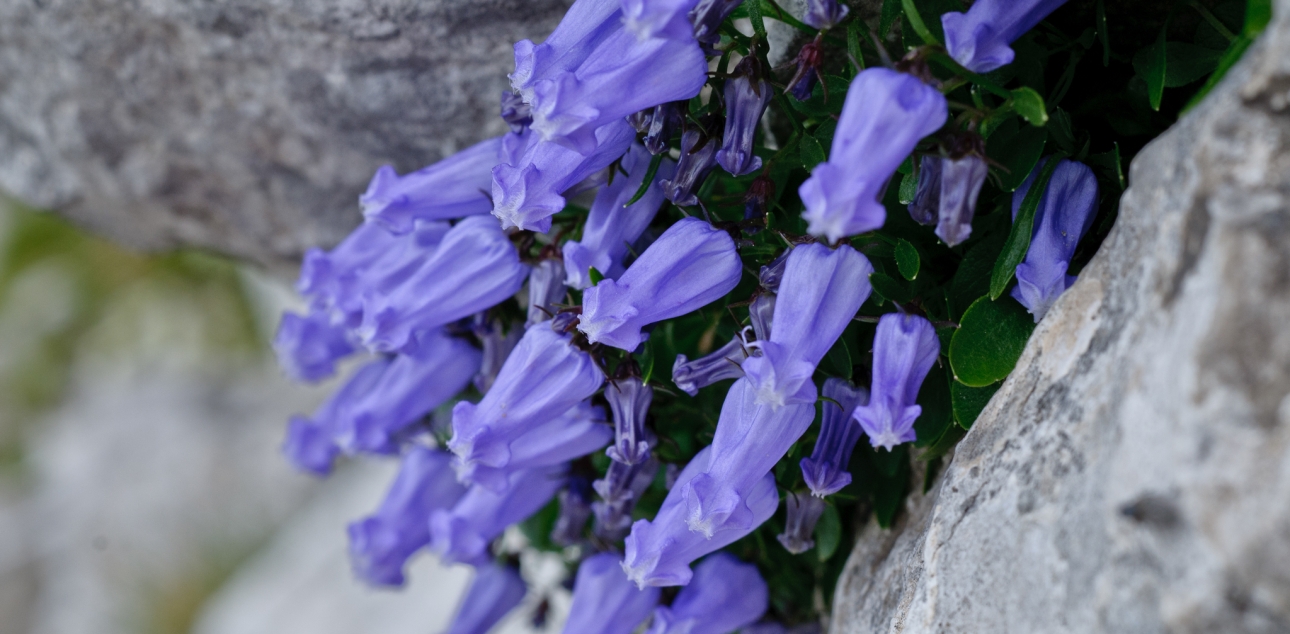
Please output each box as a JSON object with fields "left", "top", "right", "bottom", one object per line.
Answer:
{"left": 273, "top": 0, "right": 1265, "bottom": 630}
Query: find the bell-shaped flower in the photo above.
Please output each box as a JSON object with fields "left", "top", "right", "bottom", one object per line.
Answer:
{"left": 472, "top": 318, "right": 523, "bottom": 394}
{"left": 605, "top": 376, "right": 654, "bottom": 465}
{"left": 689, "top": 0, "right": 743, "bottom": 49}
{"left": 716, "top": 57, "right": 773, "bottom": 176}
{"left": 1010, "top": 158, "right": 1098, "bottom": 322}
{"left": 449, "top": 325, "right": 606, "bottom": 491}
{"left": 528, "top": 259, "right": 568, "bottom": 325}
{"left": 623, "top": 0, "right": 703, "bottom": 42}
{"left": 346, "top": 447, "right": 466, "bottom": 586}
{"left": 851, "top": 313, "right": 940, "bottom": 451}
{"left": 623, "top": 446, "right": 778, "bottom": 587}
{"left": 529, "top": 28, "right": 707, "bottom": 155}
{"left": 908, "top": 155, "right": 942, "bottom": 227}
{"left": 661, "top": 127, "right": 720, "bottom": 206}
{"left": 456, "top": 400, "right": 611, "bottom": 492}
{"left": 645, "top": 553, "right": 768, "bottom": 634}
{"left": 785, "top": 40, "right": 824, "bottom": 101}
{"left": 429, "top": 464, "right": 567, "bottom": 565}
{"left": 742, "top": 243, "right": 873, "bottom": 407}
{"left": 491, "top": 122, "right": 636, "bottom": 233}
{"left": 800, "top": 378, "right": 869, "bottom": 497}
{"left": 446, "top": 563, "right": 528, "bottom": 634}
{"left": 799, "top": 68, "right": 947, "bottom": 242}
{"left": 593, "top": 455, "right": 659, "bottom": 540}
{"left": 776, "top": 492, "right": 826, "bottom": 554}
{"left": 356, "top": 216, "right": 529, "bottom": 352}
{"left": 935, "top": 154, "right": 988, "bottom": 246}
{"left": 642, "top": 102, "right": 685, "bottom": 155}
{"left": 511, "top": 0, "right": 623, "bottom": 100}
{"left": 313, "top": 221, "right": 454, "bottom": 328}
{"left": 359, "top": 136, "right": 503, "bottom": 234}
{"left": 579, "top": 218, "right": 743, "bottom": 351}
{"left": 681, "top": 379, "right": 815, "bottom": 537}
{"left": 281, "top": 358, "right": 390, "bottom": 476}
{"left": 273, "top": 309, "right": 354, "bottom": 383}
{"left": 742, "top": 175, "right": 776, "bottom": 230}
{"left": 335, "top": 330, "right": 482, "bottom": 455}
{"left": 759, "top": 250, "right": 791, "bottom": 292}
{"left": 551, "top": 480, "right": 593, "bottom": 546}
{"left": 296, "top": 221, "right": 402, "bottom": 314}
{"left": 942, "top": 0, "right": 1069, "bottom": 73}
{"left": 803, "top": 0, "right": 849, "bottom": 30}
{"left": 563, "top": 553, "right": 661, "bottom": 634}
{"left": 564, "top": 144, "right": 676, "bottom": 289}
{"left": 672, "top": 336, "right": 748, "bottom": 396}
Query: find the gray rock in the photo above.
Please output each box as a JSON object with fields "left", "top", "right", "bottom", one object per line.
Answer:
{"left": 831, "top": 2, "right": 1290, "bottom": 633}
{"left": 0, "top": 0, "right": 569, "bottom": 267}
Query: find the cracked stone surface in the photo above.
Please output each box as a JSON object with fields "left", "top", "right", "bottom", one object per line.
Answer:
{"left": 0, "top": 0, "right": 569, "bottom": 267}
{"left": 831, "top": 2, "right": 1290, "bottom": 633}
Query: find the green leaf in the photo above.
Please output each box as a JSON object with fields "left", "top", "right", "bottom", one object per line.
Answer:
{"left": 900, "top": 0, "right": 938, "bottom": 45}
{"left": 1009, "top": 87, "right": 1049, "bottom": 126}
{"left": 1133, "top": 26, "right": 1168, "bottom": 111}
{"left": 1165, "top": 42, "right": 1222, "bottom": 87}
{"left": 825, "top": 335, "right": 853, "bottom": 380}
{"left": 588, "top": 267, "right": 605, "bottom": 286}
{"left": 949, "top": 296, "right": 1036, "bottom": 387}
{"left": 897, "top": 171, "right": 918, "bottom": 205}
{"left": 815, "top": 504, "right": 842, "bottom": 561}
{"left": 1096, "top": 0, "right": 1110, "bottom": 66}
{"left": 919, "top": 423, "right": 967, "bottom": 461}
{"left": 638, "top": 337, "right": 656, "bottom": 384}
{"left": 948, "top": 229, "right": 1006, "bottom": 318}
{"left": 989, "top": 155, "right": 1062, "bottom": 298}
{"left": 986, "top": 118, "right": 1048, "bottom": 192}
{"left": 951, "top": 380, "right": 1001, "bottom": 429}
{"left": 800, "top": 134, "right": 827, "bottom": 172}
{"left": 519, "top": 498, "right": 562, "bottom": 552}
{"left": 913, "top": 365, "right": 952, "bottom": 448}
{"left": 1086, "top": 142, "right": 1125, "bottom": 191}
{"left": 895, "top": 239, "right": 921, "bottom": 281}
{"left": 625, "top": 153, "right": 665, "bottom": 206}
{"left": 879, "top": 0, "right": 902, "bottom": 38}
{"left": 869, "top": 271, "right": 913, "bottom": 304}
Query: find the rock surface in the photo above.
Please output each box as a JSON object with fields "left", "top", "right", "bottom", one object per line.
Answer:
{"left": 831, "top": 2, "right": 1290, "bottom": 633}
{"left": 0, "top": 0, "right": 569, "bottom": 267}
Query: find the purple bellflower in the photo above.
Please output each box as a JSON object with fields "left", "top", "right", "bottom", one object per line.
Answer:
{"left": 908, "top": 156, "right": 941, "bottom": 227}
{"left": 623, "top": 446, "right": 778, "bottom": 587}
{"left": 800, "top": 378, "right": 869, "bottom": 497}
{"left": 446, "top": 563, "right": 528, "bottom": 634}
{"left": 605, "top": 376, "right": 654, "bottom": 465}
{"left": 851, "top": 313, "right": 940, "bottom": 451}
{"left": 529, "top": 28, "right": 707, "bottom": 154}
{"left": 672, "top": 336, "right": 748, "bottom": 396}
{"left": 661, "top": 127, "right": 720, "bottom": 207}
{"left": 689, "top": 0, "right": 743, "bottom": 49}
{"left": 282, "top": 359, "right": 390, "bottom": 476}
{"left": 803, "top": 0, "right": 849, "bottom": 30}
{"left": 593, "top": 455, "right": 659, "bottom": 540}
{"left": 563, "top": 553, "right": 661, "bottom": 634}
{"left": 357, "top": 216, "right": 528, "bottom": 353}
{"left": 742, "top": 243, "right": 873, "bottom": 407}
{"left": 681, "top": 378, "right": 815, "bottom": 537}
{"left": 645, "top": 553, "right": 768, "bottom": 634}
{"left": 510, "top": 0, "right": 623, "bottom": 100}
{"left": 942, "top": 0, "right": 1070, "bottom": 73}
{"left": 473, "top": 318, "right": 523, "bottom": 394}
{"left": 429, "top": 464, "right": 567, "bottom": 565}
{"left": 935, "top": 154, "right": 988, "bottom": 246}
{"left": 457, "top": 400, "right": 610, "bottom": 492}
{"left": 623, "top": 0, "right": 702, "bottom": 42}
{"left": 785, "top": 40, "right": 824, "bottom": 101}
{"left": 296, "top": 221, "right": 402, "bottom": 318}
{"left": 776, "top": 492, "right": 826, "bottom": 554}
{"left": 500, "top": 91, "right": 533, "bottom": 133}
{"left": 449, "top": 325, "right": 606, "bottom": 491}
{"left": 347, "top": 446, "right": 466, "bottom": 587}
{"left": 491, "top": 122, "right": 636, "bottom": 233}
{"left": 579, "top": 218, "right": 743, "bottom": 351}
{"left": 564, "top": 144, "right": 676, "bottom": 289}
{"left": 528, "top": 259, "right": 568, "bottom": 325}
{"left": 639, "top": 102, "right": 685, "bottom": 155}
{"left": 758, "top": 250, "right": 791, "bottom": 292}
{"left": 360, "top": 136, "right": 503, "bottom": 234}
{"left": 799, "top": 68, "right": 947, "bottom": 242}
{"left": 336, "top": 330, "right": 482, "bottom": 455}
{"left": 551, "top": 479, "right": 593, "bottom": 546}
{"left": 717, "top": 57, "right": 773, "bottom": 176}
{"left": 273, "top": 309, "right": 354, "bottom": 383}
{"left": 1010, "top": 158, "right": 1098, "bottom": 322}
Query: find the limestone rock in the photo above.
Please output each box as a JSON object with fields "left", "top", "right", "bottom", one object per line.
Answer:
{"left": 0, "top": 0, "right": 569, "bottom": 267}
{"left": 831, "top": 2, "right": 1290, "bottom": 633}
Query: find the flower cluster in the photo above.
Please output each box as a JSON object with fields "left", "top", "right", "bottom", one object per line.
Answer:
{"left": 272, "top": 0, "right": 1113, "bottom": 630}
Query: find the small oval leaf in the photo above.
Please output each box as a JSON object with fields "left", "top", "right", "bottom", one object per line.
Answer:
{"left": 895, "top": 239, "right": 920, "bottom": 281}
{"left": 949, "top": 296, "right": 1035, "bottom": 387}
{"left": 1010, "top": 86, "right": 1049, "bottom": 126}
{"left": 951, "top": 380, "right": 1002, "bottom": 429}
{"left": 800, "top": 134, "right": 827, "bottom": 171}
{"left": 815, "top": 503, "right": 842, "bottom": 561}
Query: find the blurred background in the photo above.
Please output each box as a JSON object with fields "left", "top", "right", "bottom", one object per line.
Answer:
{"left": 0, "top": 196, "right": 556, "bottom": 634}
